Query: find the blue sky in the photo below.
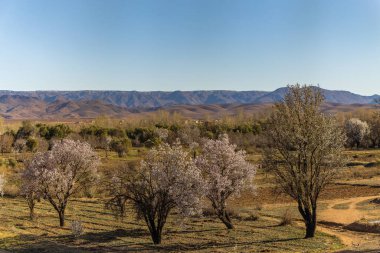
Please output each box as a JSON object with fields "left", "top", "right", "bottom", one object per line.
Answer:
{"left": 0, "top": 0, "right": 380, "bottom": 94}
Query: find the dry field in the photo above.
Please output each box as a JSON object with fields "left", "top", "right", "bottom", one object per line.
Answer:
{"left": 0, "top": 148, "right": 378, "bottom": 252}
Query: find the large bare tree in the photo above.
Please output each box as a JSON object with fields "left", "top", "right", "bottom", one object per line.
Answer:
{"left": 263, "top": 84, "right": 345, "bottom": 238}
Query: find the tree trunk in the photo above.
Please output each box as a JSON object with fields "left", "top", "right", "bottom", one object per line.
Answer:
{"left": 148, "top": 222, "right": 161, "bottom": 244}
{"left": 305, "top": 221, "right": 316, "bottom": 238}
{"left": 304, "top": 208, "right": 317, "bottom": 238}
{"left": 145, "top": 216, "right": 162, "bottom": 245}
{"left": 219, "top": 211, "right": 234, "bottom": 229}
{"left": 27, "top": 194, "right": 36, "bottom": 221}
{"left": 58, "top": 210, "right": 65, "bottom": 227}
{"left": 29, "top": 206, "right": 35, "bottom": 221}
{"left": 151, "top": 230, "right": 161, "bottom": 244}
{"left": 298, "top": 203, "right": 317, "bottom": 238}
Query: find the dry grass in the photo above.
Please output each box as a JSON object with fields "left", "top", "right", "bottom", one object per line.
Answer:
{"left": 0, "top": 197, "right": 343, "bottom": 252}
{"left": 278, "top": 210, "right": 293, "bottom": 226}
{"left": 0, "top": 148, "right": 380, "bottom": 252}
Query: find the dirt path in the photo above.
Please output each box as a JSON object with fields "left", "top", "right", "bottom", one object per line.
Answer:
{"left": 319, "top": 195, "right": 379, "bottom": 225}
{"left": 317, "top": 195, "right": 380, "bottom": 251}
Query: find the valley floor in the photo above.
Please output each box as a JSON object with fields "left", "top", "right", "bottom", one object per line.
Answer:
{"left": 0, "top": 149, "right": 379, "bottom": 252}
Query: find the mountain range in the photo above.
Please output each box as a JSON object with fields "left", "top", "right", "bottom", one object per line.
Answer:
{"left": 0, "top": 87, "right": 378, "bottom": 119}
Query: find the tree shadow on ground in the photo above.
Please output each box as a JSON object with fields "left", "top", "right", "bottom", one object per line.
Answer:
{"left": 336, "top": 250, "right": 380, "bottom": 253}
{"left": 4, "top": 237, "right": 84, "bottom": 253}
{"left": 108, "top": 237, "right": 302, "bottom": 252}
{"left": 5, "top": 232, "right": 303, "bottom": 253}
{"left": 80, "top": 228, "right": 148, "bottom": 243}
{"left": 83, "top": 228, "right": 302, "bottom": 252}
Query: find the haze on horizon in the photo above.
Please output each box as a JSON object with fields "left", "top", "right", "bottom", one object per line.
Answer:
{"left": 0, "top": 0, "right": 380, "bottom": 95}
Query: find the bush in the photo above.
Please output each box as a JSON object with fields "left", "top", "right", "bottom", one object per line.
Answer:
{"left": 201, "top": 208, "right": 246, "bottom": 221}
{"left": 7, "top": 158, "right": 16, "bottom": 168}
{"left": 4, "top": 184, "right": 19, "bottom": 197}
{"left": 253, "top": 204, "right": 263, "bottom": 211}
{"left": 243, "top": 211, "right": 260, "bottom": 221}
{"left": 71, "top": 220, "right": 84, "bottom": 238}
{"left": 226, "top": 209, "right": 242, "bottom": 220}
{"left": 279, "top": 210, "right": 293, "bottom": 226}
{"left": 26, "top": 138, "right": 38, "bottom": 152}
{"left": 202, "top": 207, "right": 216, "bottom": 217}
{"left": 110, "top": 138, "right": 131, "bottom": 157}
{"left": 16, "top": 121, "right": 35, "bottom": 139}
{"left": 126, "top": 127, "right": 160, "bottom": 147}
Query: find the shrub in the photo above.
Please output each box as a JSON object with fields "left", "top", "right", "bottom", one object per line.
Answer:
{"left": 7, "top": 158, "right": 16, "bottom": 168}
{"left": 226, "top": 209, "right": 242, "bottom": 220}
{"left": 4, "top": 183, "right": 19, "bottom": 197}
{"left": 202, "top": 207, "right": 216, "bottom": 217}
{"left": 71, "top": 220, "right": 84, "bottom": 238}
{"left": 243, "top": 211, "right": 260, "bottom": 221}
{"left": 0, "top": 134, "right": 14, "bottom": 154}
{"left": 26, "top": 138, "right": 38, "bottom": 152}
{"left": 0, "top": 174, "right": 6, "bottom": 197}
{"left": 16, "top": 121, "right": 35, "bottom": 139}
{"left": 253, "top": 204, "right": 263, "bottom": 211}
{"left": 110, "top": 138, "right": 131, "bottom": 157}
{"left": 279, "top": 210, "right": 293, "bottom": 226}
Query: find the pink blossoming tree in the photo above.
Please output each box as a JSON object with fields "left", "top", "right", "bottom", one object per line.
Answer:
{"left": 124, "top": 143, "right": 203, "bottom": 244}
{"left": 23, "top": 139, "right": 99, "bottom": 226}
{"left": 196, "top": 134, "right": 256, "bottom": 229}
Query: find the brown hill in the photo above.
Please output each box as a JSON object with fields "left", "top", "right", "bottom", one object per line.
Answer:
{"left": 0, "top": 96, "right": 130, "bottom": 119}
{"left": 0, "top": 93, "right": 377, "bottom": 120}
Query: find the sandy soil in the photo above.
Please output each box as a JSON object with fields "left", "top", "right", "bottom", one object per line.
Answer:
{"left": 317, "top": 196, "right": 380, "bottom": 251}
{"left": 319, "top": 196, "right": 379, "bottom": 225}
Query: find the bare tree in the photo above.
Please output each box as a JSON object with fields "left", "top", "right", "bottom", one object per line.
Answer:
{"left": 100, "top": 135, "right": 112, "bottom": 158}
{"left": 124, "top": 143, "right": 203, "bottom": 244}
{"left": 24, "top": 139, "right": 99, "bottom": 226}
{"left": 263, "top": 84, "right": 345, "bottom": 238}
{"left": 367, "top": 112, "right": 380, "bottom": 148}
{"left": 103, "top": 165, "right": 130, "bottom": 219}
{"left": 178, "top": 124, "right": 200, "bottom": 147}
{"left": 196, "top": 134, "right": 256, "bottom": 229}
{"left": 13, "top": 139, "right": 26, "bottom": 159}
{"left": 21, "top": 163, "right": 40, "bottom": 220}
{"left": 0, "top": 134, "right": 14, "bottom": 154}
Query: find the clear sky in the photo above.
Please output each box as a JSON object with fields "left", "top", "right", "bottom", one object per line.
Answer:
{"left": 0, "top": 0, "right": 380, "bottom": 94}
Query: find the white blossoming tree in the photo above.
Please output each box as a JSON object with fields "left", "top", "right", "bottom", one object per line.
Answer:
{"left": 345, "top": 118, "right": 370, "bottom": 148}
{"left": 196, "top": 134, "right": 256, "bottom": 229}
{"left": 124, "top": 143, "right": 203, "bottom": 244}
{"left": 24, "top": 139, "right": 99, "bottom": 226}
